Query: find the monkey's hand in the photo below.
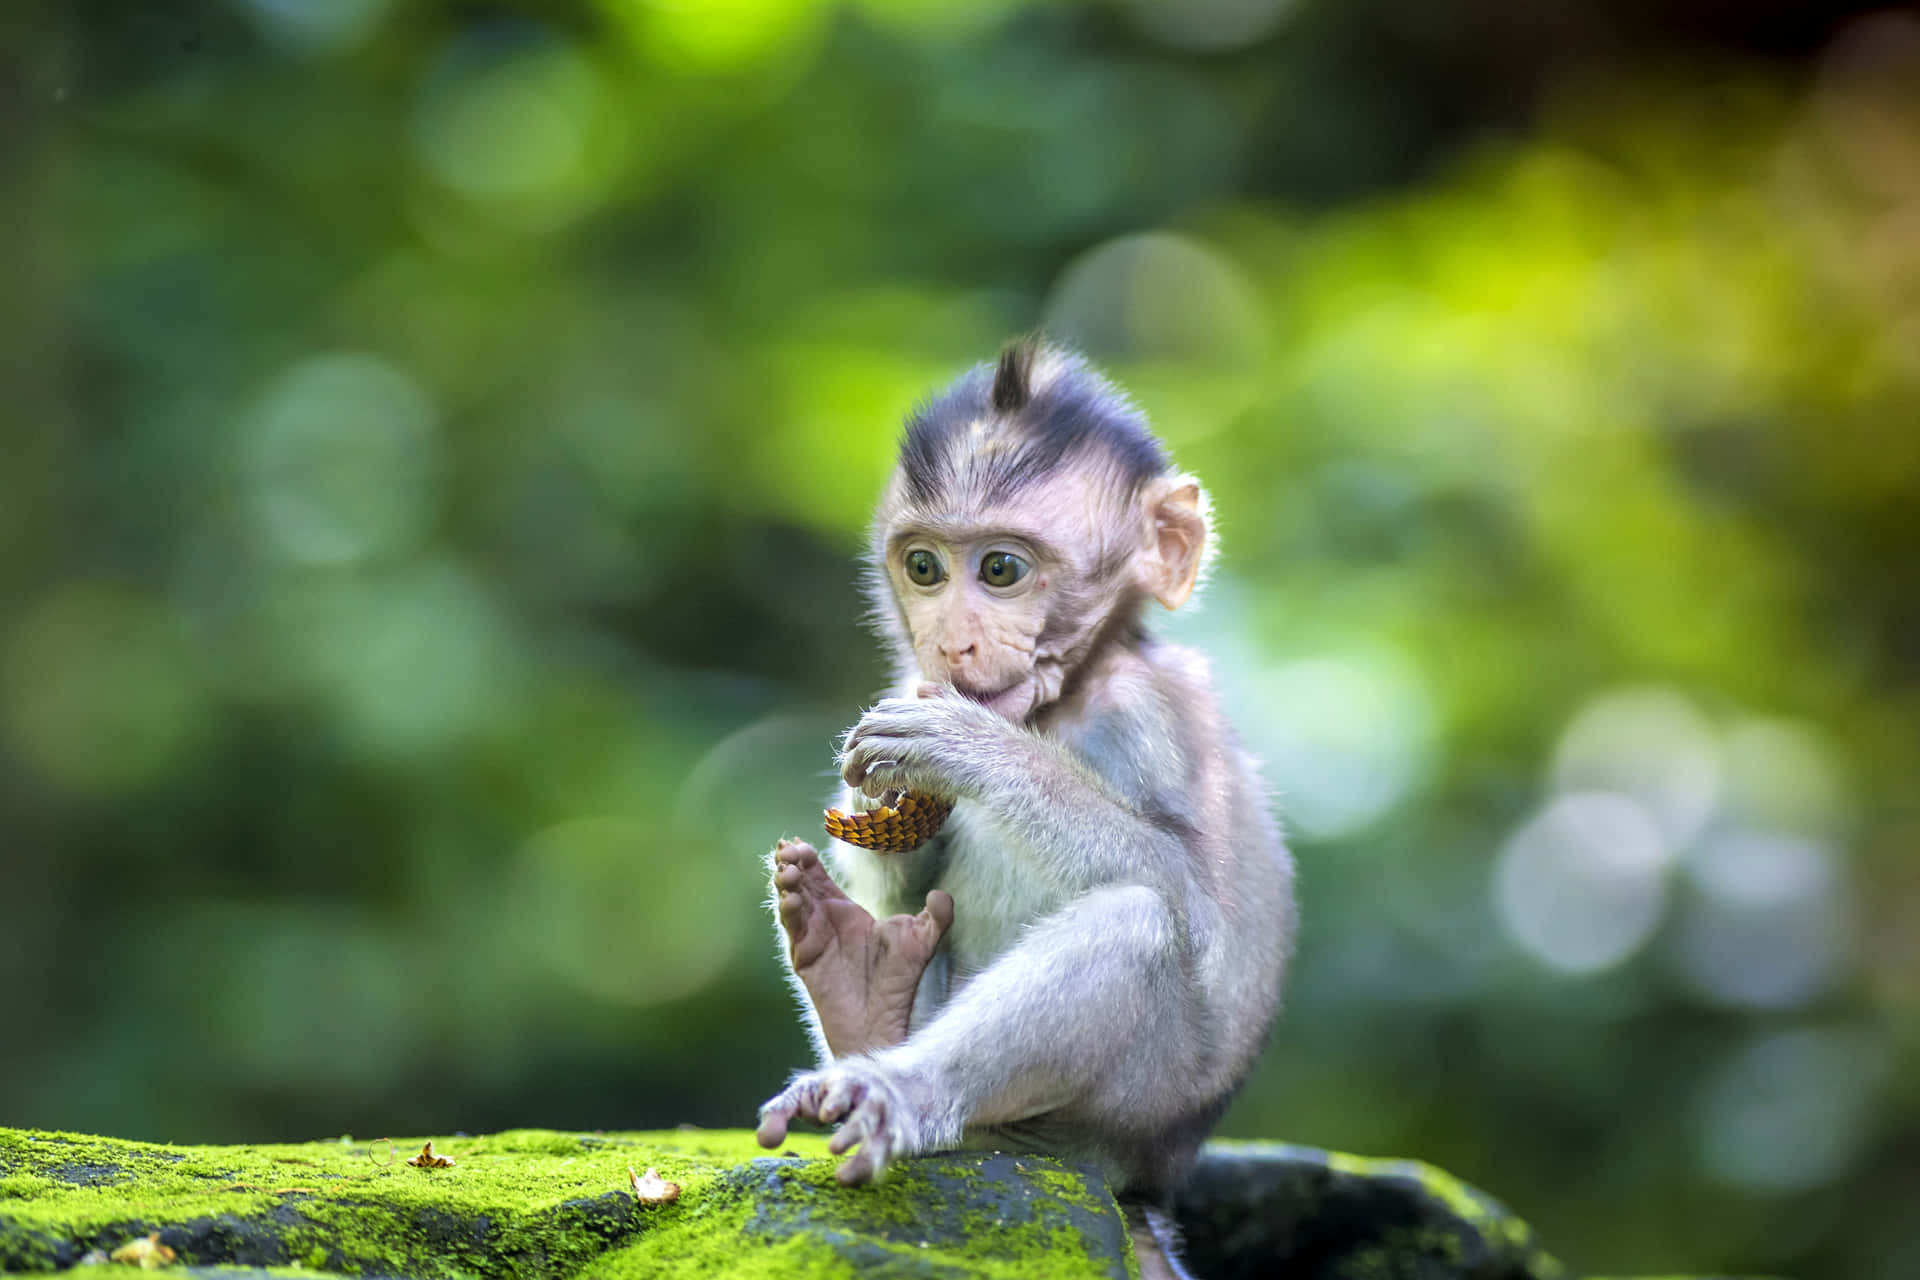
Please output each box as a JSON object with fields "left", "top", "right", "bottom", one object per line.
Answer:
{"left": 755, "top": 1059, "right": 946, "bottom": 1185}
{"left": 838, "top": 686, "right": 1014, "bottom": 801}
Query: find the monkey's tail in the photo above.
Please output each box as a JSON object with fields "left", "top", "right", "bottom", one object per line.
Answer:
{"left": 1122, "top": 1200, "right": 1197, "bottom": 1280}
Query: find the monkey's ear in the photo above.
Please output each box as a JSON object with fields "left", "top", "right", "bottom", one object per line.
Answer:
{"left": 1146, "top": 478, "right": 1210, "bottom": 611}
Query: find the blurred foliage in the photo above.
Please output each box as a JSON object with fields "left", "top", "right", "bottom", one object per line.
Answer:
{"left": 3, "top": 1, "right": 1919, "bottom": 1278}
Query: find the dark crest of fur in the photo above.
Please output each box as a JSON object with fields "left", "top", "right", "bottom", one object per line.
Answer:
{"left": 898, "top": 338, "right": 1169, "bottom": 510}
{"left": 990, "top": 341, "right": 1035, "bottom": 414}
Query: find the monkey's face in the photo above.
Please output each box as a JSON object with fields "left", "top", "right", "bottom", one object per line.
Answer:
{"left": 874, "top": 452, "right": 1208, "bottom": 722}
{"left": 880, "top": 468, "right": 1151, "bottom": 722}
{"left": 885, "top": 524, "right": 1058, "bottom": 721}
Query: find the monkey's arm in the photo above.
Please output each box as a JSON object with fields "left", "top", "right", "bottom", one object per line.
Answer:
{"left": 839, "top": 689, "right": 1185, "bottom": 889}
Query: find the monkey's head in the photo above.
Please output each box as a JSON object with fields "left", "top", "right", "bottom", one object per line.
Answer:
{"left": 865, "top": 339, "right": 1211, "bottom": 722}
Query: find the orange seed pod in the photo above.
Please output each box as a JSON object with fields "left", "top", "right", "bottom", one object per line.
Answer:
{"left": 824, "top": 791, "right": 953, "bottom": 853}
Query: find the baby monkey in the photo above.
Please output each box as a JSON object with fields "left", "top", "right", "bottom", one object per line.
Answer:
{"left": 758, "top": 339, "right": 1294, "bottom": 1264}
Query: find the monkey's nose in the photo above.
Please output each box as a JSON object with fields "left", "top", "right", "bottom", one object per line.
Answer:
{"left": 938, "top": 642, "right": 977, "bottom": 664}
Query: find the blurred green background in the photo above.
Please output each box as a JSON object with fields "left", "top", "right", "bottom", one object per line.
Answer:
{"left": 3, "top": 0, "right": 1918, "bottom": 1275}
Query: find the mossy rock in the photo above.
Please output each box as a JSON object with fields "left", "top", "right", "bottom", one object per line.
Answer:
{"left": 1177, "top": 1142, "right": 1563, "bottom": 1280}
{"left": 0, "top": 1128, "right": 1125, "bottom": 1279}
{"left": 0, "top": 1128, "right": 1751, "bottom": 1278}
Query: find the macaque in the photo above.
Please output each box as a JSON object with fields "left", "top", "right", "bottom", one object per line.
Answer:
{"left": 757, "top": 339, "right": 1295, "bottom": 1263}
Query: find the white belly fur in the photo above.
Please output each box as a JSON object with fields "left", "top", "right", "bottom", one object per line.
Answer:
{"left": 926, "top": 801, "right": 1072, "bottom": 989}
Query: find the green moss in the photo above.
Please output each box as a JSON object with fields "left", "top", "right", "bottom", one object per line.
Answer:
{"left": 0, "top": 1128, "right": 839, "bottom": 1277}
{"left": 0, "top": 1129, "right": 1127, "bottom": 1279}
{"left": 586, "top": 1152, "right": 1122, "bottom": 1280}
{"left": 1019, "top": 1166, "right": 1108, "bottom": 1214}
{"left": 0, "top": 1175, "right": 55, "bottom": 1198}
{"left": 588, "top": 1230, "right": 858, "bottom": 1280}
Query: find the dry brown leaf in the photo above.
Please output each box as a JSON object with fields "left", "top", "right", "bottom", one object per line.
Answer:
{"left": 108, "top": 1233, "right": 175, "bottom": 1269}
{"left": 628, "top": 1165, "right": 680, "bottom": 1204}
{"left": 405, "top": 1140, "right": 455, "bottom": 1169}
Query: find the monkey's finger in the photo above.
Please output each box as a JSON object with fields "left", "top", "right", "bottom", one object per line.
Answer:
{"left": 835, "top": 1140, "right": 887, "bottom": 1185}
{"left": 855, "top": 701, "right": 936, "bottom": 734}
{"left": 827, "top": 1095, "right": 877, "bottom": 1155}
{"left": 756, "top": 1100, "right": 796, "bottom": 1148}
{"left": 915, "top": 682, "right": 950, "bottom": 699}
{"left": 826, "top": 1115, "right": 867, "bottom": 1156}
{"left": 816, "top": 1076, "right": 862, "bottom": 1125}
{"left": 841, "top": 753, "right": 903, "bottom": 788}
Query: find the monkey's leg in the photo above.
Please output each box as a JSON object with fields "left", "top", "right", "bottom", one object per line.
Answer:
{"left": 759, "top": 883, "right": 1190, "bottom": 1185}
{"left": 772, "top": 838, "right": 954, "bottom": 1060}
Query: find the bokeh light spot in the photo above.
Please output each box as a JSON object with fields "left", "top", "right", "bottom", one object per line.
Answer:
{"left": 243, "top": 352, "right": 439, "bottom": 567}
{"left": 674, "top": 712, "right": 850, "bottom": 859}
{"left": 513, "top": 816, "right": 748, "bottom": 1006}
{"left": 1671, "top": 830, "right": 1852, "bottom": 1009}
{"left": 413, "top": 27, "right": 609, "bottom": 209}
{"left": 603, "top": 0, "right": 827, "bottom": 76}
{"left": 1043, "top": 232, "right": 1269, "bottom": 442}
{"left": 1242, "top": 653, "right": 1434, "bottom": 840}
{"left": 3, "top": 583, "right": 204, "bottom": 795}
{"left": 239, "top": 0, "right": 393, "bottom": 57}
{"left": 1552, "top": 686, "right": 1720, "bottom": 849}
{"left": 1117, "top": 0, "right": 1302, "bottom": 53}
{"left": 1718, "top": 717, "right": 1849, "bottom": 838}
{"left": 182, "top": 903, "right": 421, "bottom": 1093}
{"left": 315, "top": 559, "right": 520, "bottom": 762}
{"left": 1694, "top": 1027, "right": 1883, "bottom": 1193}
{"left": 1044, "top": 231, "right": 1267, "bottom": 371}
{"left": 1495, "top": 791, "right": 1670, "bottom": 975}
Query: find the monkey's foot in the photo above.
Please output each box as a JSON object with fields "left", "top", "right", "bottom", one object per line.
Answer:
{"left": 771, "top": 838, "right": 953, "bottom": 1060}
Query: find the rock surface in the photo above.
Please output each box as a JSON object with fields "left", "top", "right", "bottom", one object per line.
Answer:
{"left": 1179, "top": 1143, "right": 1562, "bottom": 1280}
{"left": 0, "top": 1128, "right": 1732, "bottom": 1278}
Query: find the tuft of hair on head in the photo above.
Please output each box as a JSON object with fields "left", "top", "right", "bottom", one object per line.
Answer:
{"left": 990, "top": 337, "right": 1038, "bottom": 415}
{"left": 895, "top": 337, "right": 1171, "bottom": 513}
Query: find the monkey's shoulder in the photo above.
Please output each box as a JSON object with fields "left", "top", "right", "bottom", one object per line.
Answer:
{"left": 1048, "top": 639, "right": 1224, "bottom": 752}
{"left": 1033, "top": 639, "right": 1237, "bottom": 824}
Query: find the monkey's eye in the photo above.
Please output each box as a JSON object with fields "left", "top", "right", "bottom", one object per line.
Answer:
{"left": 904, "top": 549, "right": 945, "bottom": 587}
{"left": 979, "top": 551, "right": 1030, "bottom": 589}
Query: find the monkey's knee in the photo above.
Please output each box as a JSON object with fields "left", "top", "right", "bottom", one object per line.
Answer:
{"left": 1073, "top": 884, "right": 1178, "bottom": 958}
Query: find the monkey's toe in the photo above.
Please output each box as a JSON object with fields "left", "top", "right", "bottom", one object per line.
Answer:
{"left": 917, "top": 890, "right": 955, "bottom": 942}
{"left": 773, "top": 838, "right": 820, "bottom": 868}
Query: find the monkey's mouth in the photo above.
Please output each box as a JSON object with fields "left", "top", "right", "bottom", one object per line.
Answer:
{"left": 951, "top": 677, "right": 1032, "bottom": 720}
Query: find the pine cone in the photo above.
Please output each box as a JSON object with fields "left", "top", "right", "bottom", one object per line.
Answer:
{"left": 824, "top": 791, "right": 954, "bottom": 852}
